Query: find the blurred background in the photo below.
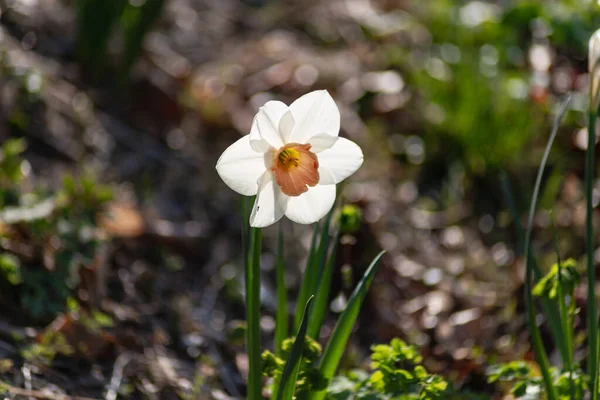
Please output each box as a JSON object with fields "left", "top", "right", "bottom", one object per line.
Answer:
{"left": 0, "top": 0, "right": 599, "bottom": 398}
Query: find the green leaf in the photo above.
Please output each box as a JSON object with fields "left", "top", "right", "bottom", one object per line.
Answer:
{"left": 486, "top": 361, "right": 531, "bottom": 383}
{"left": 512, "top": 381, "right": 528, "bottom": 397}
{"left": 296, "top": 208, "right": 335, "bottom": 331}
{"left": 532, "top": 259, "right": 580, "bottom": 300}
{"left": 370, "top": 338, "right": 423, "bottom": 381}
{"left": 307, "top": 235, "right": 339, "bottom": 339}
{"left": 0, "top": 139, "right": 27, "bottom": 185}
{"left": 277, "top": 296, "right": 314, "bottom": 400}
{"left": 310, "top": 250, "right": 386, "bottom": 400}
{"left": 0, "top": 254, "right": 22, "bottom": 285}
{"left": 295, "top": 223, "right": 320, "bottom": 330}
{"left": 262, "top": 350, "right": 285, "bottom": 379}
{"left": 521, "top": 96, "right": 571, "bottom": 400}
{"left": 501, "top": 174, "right": 569, "bottom": 365}
{"left": 281, "top": 335, "right": 322, "bottom": 363}
{"left": 275, "top": 222, "right": 288, "bottom": 357}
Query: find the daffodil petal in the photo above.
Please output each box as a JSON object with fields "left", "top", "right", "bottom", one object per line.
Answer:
{"left": 307, "top": 133, "right": 338, "bottom": 153}
{"left": 250, "top": 172, "right": 288, "bottom": 228}
{"left": 317, "top": 137, "right": 363, "bottom": 184}
{"left": 284, "top": 184, "right": 336, "bottom": 225}
{"left": 288, "top": 90, "right": 340, "bottom": 144}
{"left": 248, "top": 117, "right": 271, "bottom": 153}
{"left": 317, "top": 166, "right": 336, "bottom": 185}
{"left": 216, "top": 135, "right": 268, "bottom": 196}
{"left": 279, "top": 110, "right": 295, "bottom": 143}
{"left": 251, "top": 101, "right": 287, "bottom": 150}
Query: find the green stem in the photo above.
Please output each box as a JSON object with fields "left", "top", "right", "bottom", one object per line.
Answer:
{"left": 246, "top": 226, "right": 262, "bottom": 399}
{"left": 275, "top": 222, "right": 288, "bottom": 356}
{"left": 587, "top": 110, "right": 599, "bottom": 400}
{"left": 502, "top": 174, "right": 568, "bottom": 363}
{"left": 522, "top": 97, "right": 571, "bottom": 400}
{"left": 551, "top": 216, "right": 574, "bottom": 363}
{"left": 551, "top": 216, "right": 575, "bottom": 398}
{"left": 295, "top": 223, "right": 320, "bottom": 330}
{"left": 307, "top": 231, "right": 340, "bottom": 340}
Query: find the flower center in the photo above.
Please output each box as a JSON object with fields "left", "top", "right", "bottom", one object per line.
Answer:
{"left": 277, "top": 148, "right": 301, "bottom": 170}
{"left": 272, "top": 143, "right": 319, "bottom": 197}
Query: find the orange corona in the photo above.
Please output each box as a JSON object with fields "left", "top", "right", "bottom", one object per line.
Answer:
{"left": 271, "top": 143, "right": 319, "bottom": 196}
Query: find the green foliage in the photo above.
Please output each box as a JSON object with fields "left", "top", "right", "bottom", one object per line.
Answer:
{"left": 1, "top": 66, "right": 45, "bottom": 135}
{"left": 532, "top": 259, "right": 580, "bottom": 300}
{"left": 19, "top": 175, "right": 111, "bottom": 318}
{"left": 282, "top": 336, "right": 323, "bottom": 364}
{"left": 0, "top": 142, "right": 113, "bottom": 319}
{"left": 486, "top": 361, "right": 531, "bottom": 384}
{"left": 410, "top": 17, "right": 540, "bottom": 172}
{"left": 415, "top": 59, "right": 539, "bottom": 173}
{"left": 0, "top": 254, "right": 22, "bottom": 285}
{"left": 369, "top": 339, "right": 446, "bottom": 398}
{"left": 0, "top": 139, "right": 27, "bottom": 186}
{"left": 278, "top": 296, "right": 315, "bottom": 400}
{"left": 263, "top": 336, "right": 328, "bottom": 397}
{"left": 554, "top": 369, "right": 587, "bottom": 399}
{"left": 67, "top": 298, "right": 114, "bottom": 331}
{"left": 324, "top": 339, "right": 449, "bottom": 400}
{"left": 371, "top": 338, "right": 423, "bottom": 368}
{"left": 313, "top": 251, "right": 386, "bottom": 400}
{"left": 360, "top": 0, "right": 600, "bottom": 179}
{"left": 0, "top": 139, "right": 28, "bottom": 208}
{"left": 21, "top": 330, "right": 74, "bottom": 366}
{"left": 59, "top": 174, "right": 114, "bottom": 223}
{"left": 296, "top": 211, "right": 334, "bottom": 332}
{"left": 19, "top": 299, "right": 113, "bottom": 367}
{"left": 275, "top": 223, "right": 288, "bottom": 357}
{"left": 307, "top": 206, "right": 342, "bottom": 340}
{"left": 263, "top": 350, "right": 286, "bottom": 380}
{"left": 486, "top": 363, "right": 587, "bottom": 400}
{"left": 245, "top": 225, "right": 263, "bottom": 399}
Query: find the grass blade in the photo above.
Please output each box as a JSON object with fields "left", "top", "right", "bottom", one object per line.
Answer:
{"left": 522, "top": 96, "right": 571, "bottom": 400}
{"left": 550, "top": 215, "right": 575, "bottom": 399}
{"left": 295, "top": 223, "right": 320, "bottom": 330}
{"left": 277, "top": 296, "right": 315, "bottom": 400}
{"left": 246, "top": 225, "right": 262, "bottom": 399}
{"left": 501, "top": 174, "right": 568, "bottom": 364}
{"left": 295, "top": 209, "right": 334, "bottom": 330}
{"left": 307, "top": 233, "right": 339, "bottom": 340}
{"left": 310, "top": 250, "right": 386, "bottom": 400}
{"left": 275, "top": 222, "right": 288, "bottom": 356}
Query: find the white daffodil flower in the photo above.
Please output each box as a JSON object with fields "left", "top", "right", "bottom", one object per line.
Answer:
{"left": 216, "top": 90, "right": 363, "bottom": 227}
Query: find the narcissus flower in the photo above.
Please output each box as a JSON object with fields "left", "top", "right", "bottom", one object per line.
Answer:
{"left": 216, "top": 90, "right": 363, "bottom": 227}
